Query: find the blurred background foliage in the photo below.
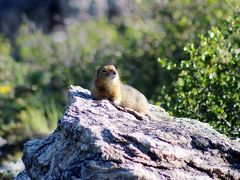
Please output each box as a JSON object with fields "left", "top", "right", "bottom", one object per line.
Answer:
{"left": 0, "top": 0, "right": 239, "bottom": 164}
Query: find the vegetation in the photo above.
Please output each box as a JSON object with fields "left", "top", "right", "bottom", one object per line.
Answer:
{"left": 0, "top": 1, "right": 239, "bottom": 163}
{"left": 158, "top": 14, "right": 240, "bottom": 137}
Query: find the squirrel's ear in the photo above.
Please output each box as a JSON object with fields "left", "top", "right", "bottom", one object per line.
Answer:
{"left": 95, "top": 66, "right": 101, "bottom": 74}
{"left": 96, "top": 69, "right": 100, "bottom": 74}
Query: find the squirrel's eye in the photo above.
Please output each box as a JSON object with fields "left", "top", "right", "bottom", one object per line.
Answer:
{"left": 102, "top": 69, "right": 107, "bottom": 73}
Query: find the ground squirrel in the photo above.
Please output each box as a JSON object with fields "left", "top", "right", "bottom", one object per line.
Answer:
{"left": 91, "top": 65, "right": 153, "bottom": 118}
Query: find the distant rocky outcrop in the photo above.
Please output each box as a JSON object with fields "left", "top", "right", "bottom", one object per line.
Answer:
{"left": 16, "top": 86, "right": 240, "bottom": 179}
{"left": 0, "top": 0, "right": 137, "bottom": 36}
{"left": 0, "top": 137, "right": 25, "bottom": 179}
{"left": 0, "top": 160, "right": 24, "bottom": 180}
{"left": 0, "top": 0, "right": 139, "bottom": 60}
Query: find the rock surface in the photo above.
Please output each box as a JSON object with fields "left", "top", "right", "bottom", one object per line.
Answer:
{"left": 0, "top": 160, "right": 25, "bottom": 179}
{"left": 16, "top": 86, "right": 240, "bottom": 179}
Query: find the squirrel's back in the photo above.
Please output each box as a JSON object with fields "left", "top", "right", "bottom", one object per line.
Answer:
{"left": 120, "top": 83, "right": 149, "bottom": 115}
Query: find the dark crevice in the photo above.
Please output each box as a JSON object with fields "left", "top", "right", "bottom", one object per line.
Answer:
{"left": 224, "top": 148, "right": 240, "bottom": 167}
{"left": 156, "top": 137, "right": 172, "bottom": 144}
{"left": 40, "top": 164, "right": 50, "bottom": 176}
{"left": 190, "top": 135, "right": 240, "bottom": 167}
{"left": 123, "top": 154, "right": 169, "bottom": 170}
{"left": 186, "top": 161, "right": 213, "bottom": 178}
{"left": 186, "top": 160, "right": 236, "bottom": 179}
{"left": 190, "top": 135, "right": 211, "bottom": 151}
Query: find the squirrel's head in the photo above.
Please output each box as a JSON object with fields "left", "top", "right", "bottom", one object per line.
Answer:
{"left": 95, "top": 65, "right": 119, "bottom": 83}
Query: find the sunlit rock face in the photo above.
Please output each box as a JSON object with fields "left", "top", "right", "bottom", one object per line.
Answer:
{"left": 16, "top": 86, "right": 240, "bottom": 179}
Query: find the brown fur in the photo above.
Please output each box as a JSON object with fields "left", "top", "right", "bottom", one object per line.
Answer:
{"left": 91, "top": 65, "right": 150, "bottom": 116}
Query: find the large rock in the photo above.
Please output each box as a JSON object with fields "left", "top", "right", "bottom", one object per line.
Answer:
{"left": 16, "top": 86, "right": 240, "bottom": 179}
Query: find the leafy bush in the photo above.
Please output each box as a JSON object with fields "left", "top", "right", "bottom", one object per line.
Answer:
{"left": 158, "top": 14, "right": 240, "bottom": 137}
{"left": 152, "top": 0, "right": 237, "bottom": 60}
{"left": 0, "top": 35, "right": 62, "bottom": 143}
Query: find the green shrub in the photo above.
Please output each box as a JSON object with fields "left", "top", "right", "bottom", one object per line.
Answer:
{"left": 0, "top": 35, "right": 62, "bottom": 143}
{"left": 158, "top": 14, "right": 240, "bottom": 137}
